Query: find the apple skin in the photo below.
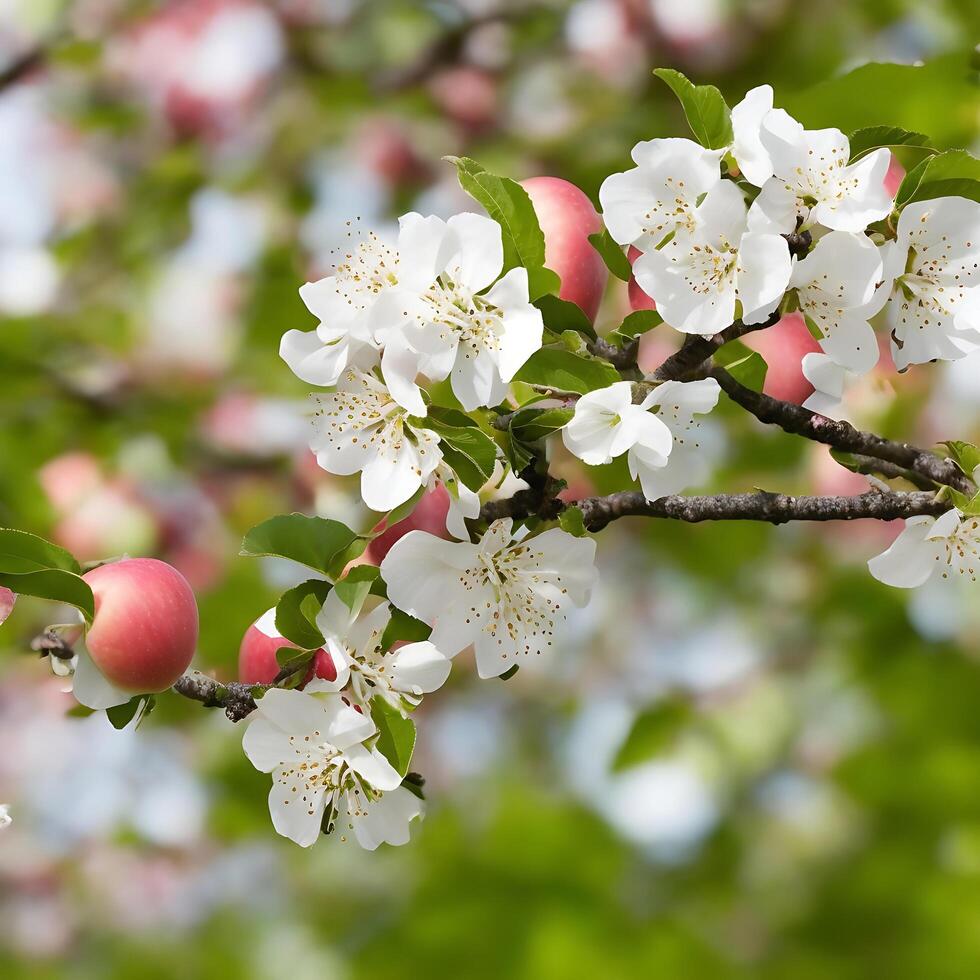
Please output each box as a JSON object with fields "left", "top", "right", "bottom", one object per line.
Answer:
{"left": 627, "top": 245, "right": 657, "bottom": 312}
{"left": 365, "top": 485, "right": 451, "bottom": 565}
{"left": 238, "top": 608, "right": 336, "bottom": 685}
{"left": 521, "top": 176, "right": 608, "bottom": 323}
{"left": 743, "top": 313, "right": 822, "bottom": 405}
{"left": 82, "top": 558, "right": 198, "bottom": 694}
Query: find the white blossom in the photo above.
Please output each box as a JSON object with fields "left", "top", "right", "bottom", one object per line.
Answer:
{"left": 242, "top": 687, "right": 416, "bottom": 849}
{"left": 279, "top": 227, "right": 395, "bottom": 390}
{"left": 381, "top": 519, "right": 597, "bottom": 679}
{"left": 791, "top": 231, "right": 884, "bottom": 371}
{"left": 0, "top": 804, "right": 10, "bottom": 829}
{"left": 633, "top": 180, "right": 791, "bottom": 334}
{"left": 880, "top": 197, "right": 980, "bottom": 370}
{"left": 562, "top": 380, "right": 672, "bottom": 468}
{"left": 309, "top": 590, "right": 451, "bottom": 714}
{"left": 730, "top": 85, "right": 777, "bottom": 187}
{"left": 868, "top": 509, "right": 980, "bottom": 588}
{"left": 747, "top": 110, "right": 892, "bottom": 234}
{"left": 308, "top": 367, "right": 442, "bottom": 512}
{"left": 598, "top": 137, "right": 723, "bottom": 252}
{"left": 628, "top": 378, "right": 721, "bottom": 499}
{"left": 377, "top": 212, "right": 544, "bottom": 412}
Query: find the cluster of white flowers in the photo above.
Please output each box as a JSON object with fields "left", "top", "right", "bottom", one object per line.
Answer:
{"left": 599, "top": 84, "right": 980, "bottom": 414}
{"left": 280, "top": 213, "right": 544, "bottom": 512}
{"left": 243, "top": 521, "right": 597, "bottom": 847}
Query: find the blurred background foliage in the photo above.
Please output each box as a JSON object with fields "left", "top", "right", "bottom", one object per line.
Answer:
{"left": 1, "top": 1, "right": 980, "bottom": 977}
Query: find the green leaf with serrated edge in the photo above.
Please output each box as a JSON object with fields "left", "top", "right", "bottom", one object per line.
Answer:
{"left": 936, "top": 484, "right": 980, "bottom": 514}
{"left": 515, "top": 347, "right": 620, "bottom": 395}
{"left": 418, "top": 415, "right": 497, "bottom": 492}
{"left": 558, "top": 506, "right": 588, "bottom": 537}
{"left": 897, "top": 149, "right": 980, "bottom": 207}
{"left": 0, "top": 569, "right": 95, "bottom": 623}
{"left": 276, "top": 579, "right": 332, "bottom": 648}
{"left": 370, "top": 697, "right": 416, "bottom": 777}
{"left": 611, "top": 310, "right": 663, "bottom": 343}
{"left": 445, "top": 156, "right": 560, "bottom": 301}
{"left": 497, "top": 429, "right": 535, "bottom": 475}
{"left": 716, "top": 341, "right": 768, "bottom": 393}
{"left": 847, "top": 126, "right": 932, "bottom": 163}
{"left": 612, "top": 700, "right": 692, "bottom": 771}
{"left": 653, "top": 68, "right": 732, "bottom": 149}
{"left": 240, "top": 514, "right": 363, "bottom": 578}
{"left": 534, "top": 293, "right": 596, "bottom": 340}
{"left": 588, "top": 229, "right": 632, "bottom": 281}
{"left": 509, "top": 407, "right": 574, "bottom": 443}
{"left": 380, "top": 607, "right": 431, "bottom": 652}
{"left": 0, "top": 528, "right": 81, "bottom": 575}
{"left": 942, "top": 441, "right": 980, "bottom": 479}
{"left": 106, "top": 696, "right": 145, "bottom": 730}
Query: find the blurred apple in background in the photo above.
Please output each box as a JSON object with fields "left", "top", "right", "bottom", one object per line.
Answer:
{"left": 521, "top": 176, "right": 608, "bottom": 322}
{"left": 744, "top": 313, "right": 822, "bottom": 405}
{"left": 627, "top": 245, "right": 657, "bottom": 312}
{"left": 82, "top": 558, "right": 198, "bottom": 693}
{"left": 366, "top": 485, "right": 452, "bottom": 565}
{"left": 238, "top": 608, "right": 335, "bottom": 685}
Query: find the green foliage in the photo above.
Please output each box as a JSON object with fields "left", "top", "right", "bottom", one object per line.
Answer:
{"left": 508, "top": 407, "right": 574, "bottom": 443}
{"left": 847, "top": 125, "right": 932, "bottom": 162}
{"left": 381, "top": 607, "right": 432, "bottom": 651}
{"left": 446, "top": 156, "right": 561, "bottom": 300}
{"left": 715, "top": 341, "right": 768, "bottom": 393}
{"left": 275, "top": 579, "right": 332, "bottom": 648}
{"left": 558, "top": 505, "right": 588, "bottom": 537}
{"left": 370, "top": 697, "right": 416, "bottom": 777}
{"left": 515, "top": 347, "right": 621, "bottom": 395}
{"left": 105, "top": 695, "right": 153, "bottom": 731}
{"left": 897, "top": 149, "right": 980, "bottom": 207}
{"left": 612, "top": 700, "right": 693, "bottom": 770}
{"left": 0, "top": 529, "right": 95, "bottom": 622}
{"left": 535, "top": 294, "right": 597, "bottom": 340}
{"left": 653, "top": 68, "right": 733, "bottom": 149}
{"left": 239, "top": 514, "right": 365, "bottom": 579}
{"left": 420, "top": 408, "right": 498, "bottom": 492}
{"left": 941, "top": 441, "right": 980, "bottom": 480}
{"left": 610, "top": 310, "right": 663, "bottom": 345}
{"left": 587, "top": 229, "right": 632, "bottom": 281}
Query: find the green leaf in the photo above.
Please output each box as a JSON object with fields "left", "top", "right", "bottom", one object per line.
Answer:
{"left": 333, "top": 564, "right": 384, "bottom": 617}
{"left": 498, "top": 664, "right": 520, "bottom": 681}
{"left": 370, "top": 698, "right": 416, "bottom": 778}
{"left": 847, "top": 125, "right": 932, "bottom": 162}
{"left": 558, "top": 506, "right": 588, "bottom": 537}
{"left": 612, "top": 701, "right": 692, "bottom": 771}
{"left": 610, "top": 310, "right": 663, "bottom": 344}
{"left": 588, "top": 229, "right": 632, "bottom": 281}
{"left": 240, "top": 514, "right": 364, "bottom": 579}
{"left": 509, "top": 407, "right": 574, "bottom": 443}
{"left": 497, "top": 429, "right": 535, "bottom": 475}
{"left": 419, "top": 413, "right": 497, "bottom": 492}
{"left": 515, "top": 347, "right": 620, "bottom": 395}
{"left": 653, "top": 68, "right": 732, "bottom": 149}
{"left": 0, "top": 528, "right": 81, "bottom": 575}
{"left": 897, "top": 149, "right": 980, "bottom": 207}
{"left": 275, "top": 579, "right": 332, "bottom": 649}
{"left": 942, "top": 441, "right": 980, "bottom": 480}
{"left": 446, "top": 156, "right": 560, "bottom": 301}
{"left": 380, "top": 607, "right": 432, "bottom": 651}
{"left": 534, "top": 293, "right": 596, "bottom": 340}
{"left": 0, "top": 569, "right": 95, "bottom": 623}
{"left": 106, "top": 696, "right": 148, "bottom": 730}
{"left": 716, "top": 341, "right": 767, "bottom": 393}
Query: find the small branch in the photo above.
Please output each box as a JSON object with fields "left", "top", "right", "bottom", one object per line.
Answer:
{"left": 649, "top": 311, "right": 780, "bottom": 383}
{"left": 839, "top": 454, "right": 938, "bottom": 491}
{"left": 0, "top": 45, "right": 45, "bottom": 91}
{"left": 710, "top": 367, "right": 973, "bottom": 493}
{"left": 587, "top": 336, "right": 639, "bottom": 372}
{"left": 172, "top": 672, "right": 261, "bottom": 723}
{"left": 574, "top": 489, "right": 946, "bottom": 532}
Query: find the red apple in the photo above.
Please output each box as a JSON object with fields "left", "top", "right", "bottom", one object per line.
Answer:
{"left": 0, "top": 586, "right": 15, "bottom": 625}
{"left": 627, "top": 245, "right": 656, "bottom": 312}
{"left": 521, "top": 176, "right": 608, "bottom": 323}
{"left": 743, "top": 313, "right": 822, "bottom": 405}
{"left": 238, "top": 607, "right": 336, "bottom": 685}
{"left": 82, "top": 558, "right": 198, "bottom": 693}
{"left": 365, "top": 485, "right": 451, "bottom": 564}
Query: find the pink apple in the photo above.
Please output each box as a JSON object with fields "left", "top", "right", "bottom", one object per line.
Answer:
{"left": 627, "top": 245, "right": 657, "bottom": 312}
{"left": 238, "top": 607, "right": 336, "bottom": 685}
{"left": 743, "top": 313, "right": 822, "bottom": 405}
{"left": 0, "top": 586, "right": 15, "bottom": 625}
{"left": 82, "top": 558, "right": 198, "bottom": 693}
{"left": 521, "top": 176, "right": 608, "bottom": 323}
{"left": 366, "top": 485, "right": 451, "bottom": 564}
